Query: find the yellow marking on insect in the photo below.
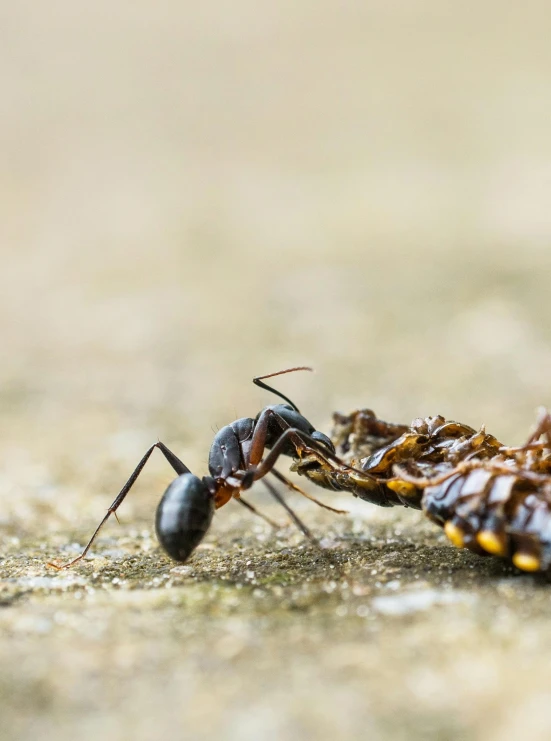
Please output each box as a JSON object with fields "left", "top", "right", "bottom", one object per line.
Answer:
{"left": 512, "top": 552, "right": 541, "bottom": 572}
{"left": 477, "top": 530, "right": 507, "bottom": 556}
{"left": 386, "top": 480, "right": 418, "bottom": 498}
{"left": 349, "top": 472, "right": 377, "bottom": 488}
{"left": 444, "top": 521, "right": 465, "bottom": 548}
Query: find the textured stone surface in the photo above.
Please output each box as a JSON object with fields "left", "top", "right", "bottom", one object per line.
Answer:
{"left": 2, "top": 2, "right": 551, "bottom": 740}
{"left": 3, "top": 508, "right": 551, "bottom": 741}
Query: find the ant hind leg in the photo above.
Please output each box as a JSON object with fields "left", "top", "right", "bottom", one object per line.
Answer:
{"left": 48, "top": 441, "right": 192, "bottom": 570}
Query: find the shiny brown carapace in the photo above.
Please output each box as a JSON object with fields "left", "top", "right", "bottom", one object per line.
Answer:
{"left": 292, "top": 407, "right": 551, "bottom": 573}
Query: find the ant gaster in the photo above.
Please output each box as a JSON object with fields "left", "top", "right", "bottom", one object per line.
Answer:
{"left": 49, "top": 367, "right": 352, "bottom": 569}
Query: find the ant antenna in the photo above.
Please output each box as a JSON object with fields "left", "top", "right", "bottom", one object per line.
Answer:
{"left": 253, "top": 366, "right": 313, "bottom": 413}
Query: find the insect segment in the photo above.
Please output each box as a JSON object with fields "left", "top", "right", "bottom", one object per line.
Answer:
{"left": 396, "top": 409, "right": 551, "bottom": 572}
{"left": 49, "top": 368, "right": 356, "bottom": 569}
{"left": 292, "top": 407, "right": 551, "bottom": 572}
{"left": 291, "top": 409, "right": 499, "bottom": 509}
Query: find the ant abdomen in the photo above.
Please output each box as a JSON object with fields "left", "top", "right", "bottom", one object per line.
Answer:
{"left": 155, "top": 474, "right": 215, "bottom": 563}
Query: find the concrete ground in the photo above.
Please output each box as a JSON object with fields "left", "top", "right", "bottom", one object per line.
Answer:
{"left": 2, "top": 2, "right": 551, "bottom": 739}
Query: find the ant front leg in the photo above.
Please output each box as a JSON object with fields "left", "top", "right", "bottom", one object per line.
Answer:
{"left": 49, "top": 442, "right": 192, "bottom": 569}
{"left": 248, "top": 407, "right": 283, "bottom": 467}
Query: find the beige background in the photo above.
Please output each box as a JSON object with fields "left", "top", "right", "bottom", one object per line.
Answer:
{"left": 1, "top": 3, "right": 551, "bottom": 740}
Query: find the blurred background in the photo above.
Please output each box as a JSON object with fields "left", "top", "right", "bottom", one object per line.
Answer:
{"left": 2, "top": 2, "right": 551, "bottom": 740}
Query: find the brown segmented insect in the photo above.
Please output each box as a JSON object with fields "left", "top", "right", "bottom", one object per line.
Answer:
{"left": 291, "top": 407, "right": 551, "bottom": 573}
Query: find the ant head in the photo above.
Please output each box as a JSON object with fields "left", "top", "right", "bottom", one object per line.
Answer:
{"left": 257, "top": 404, "right": 336, "bottom": 456}
{"left": 258, "top": 403, "right": 313, "bottom": 431}
{"left": 256, "top": 404, "right": 316, "bottom": 453}
{"left": 155, "top": 474, "right": 214, "bottom": 562}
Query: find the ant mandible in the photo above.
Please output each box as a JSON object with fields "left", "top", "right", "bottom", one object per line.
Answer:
{"left": 49, "top": 367, "right": 353, "bottom": 569}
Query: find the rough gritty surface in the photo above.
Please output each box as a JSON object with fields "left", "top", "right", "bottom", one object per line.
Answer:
{"left": 3, "top": 508, "right": 551, "bottom": 741}
{"left": 2, "top": 2, "right": 551, "bottom": 740}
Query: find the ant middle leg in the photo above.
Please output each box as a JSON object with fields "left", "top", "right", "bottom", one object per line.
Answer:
{"left": 261, "top": 478, "right": 314, "bottom": 541}
{"left": 262, "top": 476, "right": 345, "bottom": 577}
{"left": 235, "top": 495, "right": 282, "bottom": 529}
{"left": 270, "top": 468, "right": 348, "bottom": 515}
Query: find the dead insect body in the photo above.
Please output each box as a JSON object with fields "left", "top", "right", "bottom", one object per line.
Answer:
{"left": 290, "top": 409, "right": 499, "bottom": 509}
{"left": 404, "top": 459, "right": 551, "bottom": 572}
{"left": 396, "top": 409, "right": 551, "bottom": 572}
{"left": 297, "top": 407, "right": 551, "bottom": 573}
{"left": 49, "top": 368, "right": 354, "bottom": 569}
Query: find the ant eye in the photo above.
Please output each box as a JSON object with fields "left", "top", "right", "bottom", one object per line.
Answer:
{"left": 311, "top": 431, "right": 335, "bottom": 453}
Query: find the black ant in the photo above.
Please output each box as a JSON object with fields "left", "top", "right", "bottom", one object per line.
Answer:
{"left": 49, "top": 367, "right": 355, "bottom": 569}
